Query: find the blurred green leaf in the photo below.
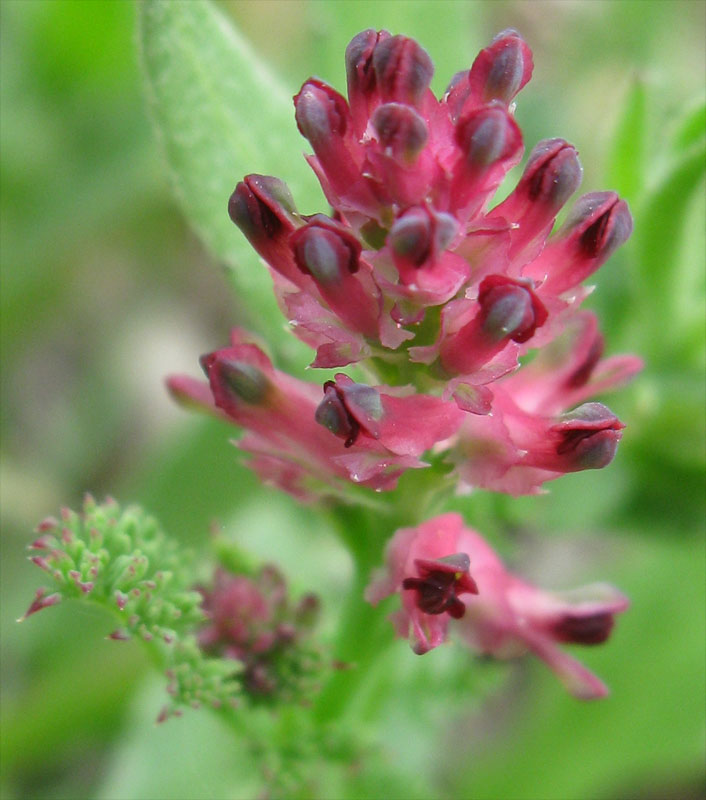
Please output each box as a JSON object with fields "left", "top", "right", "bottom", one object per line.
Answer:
{"left": 634, "top": 141, "right": 705, "bottom": 358}
{"left": 138, "top": 0, "right": 318, "bottom": 358}
{"left": 606, "top": 78, "right": 647, "bottom": 203}
{"left": 673, "top": 100, "right": 706, "bottom": 152}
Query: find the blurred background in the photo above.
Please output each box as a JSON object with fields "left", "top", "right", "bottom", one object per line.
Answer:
{"left": 1, "top": 1, "right": 704, "bottom": 798}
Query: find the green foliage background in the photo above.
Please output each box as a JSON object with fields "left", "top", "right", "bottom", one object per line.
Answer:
{"left": 1, "top": 1, "right": 704, "bottom": 798}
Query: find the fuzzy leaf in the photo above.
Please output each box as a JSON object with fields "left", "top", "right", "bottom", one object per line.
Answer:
{"left": 138, "top": 0, "right": 319, "bottom": 354}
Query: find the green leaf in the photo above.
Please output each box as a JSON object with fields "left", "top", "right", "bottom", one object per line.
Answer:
{"left": 634, "top": 141, "right": 706, "bottom": 358}
{"left": 605, "top": 78, "right": 647, "bottom": 203}
{"left": 673, "top": 100, "right": 706, "bottom": 152}
{"left": 138, "top": 0, "right": 319, "bottom": 357}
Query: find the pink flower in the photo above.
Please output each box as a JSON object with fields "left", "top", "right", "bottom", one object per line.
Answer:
{"left": 366, "top": 513, "right": 628, "bottom": 698}
{"left": 168, "top": 329, "right": 464, "bottom": 501}
{"left": 170, "top": 28, "right": 640, "bottom": 499}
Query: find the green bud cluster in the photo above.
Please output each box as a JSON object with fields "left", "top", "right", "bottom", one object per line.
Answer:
{"left": 24, "top": 495, "right": 242, "bottom": 719}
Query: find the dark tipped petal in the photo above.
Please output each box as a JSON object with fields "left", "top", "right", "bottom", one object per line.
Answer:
{"left": 294, "top": 79, "right": 349, "bottom": 143}
{"left": 468, "top": 28, "right": 534, "bottom": 105}
{"left": 372, "top": 35, "right": 434, "bottom": 106}
{"left": 371, "top": 102, "right": 428, "bottom": 164}
{"left": 523, "top": 139, "right": 583, "bottom": 209}
{"left": 551, "top": 612, "right": 615, "bottom": 645}
{"left": 479, "top": 276, "right": 548, "bottom": 343}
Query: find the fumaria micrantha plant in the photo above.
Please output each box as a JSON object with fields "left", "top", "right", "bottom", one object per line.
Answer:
{"left": 23, "top": 12, "right": 641, "bottom": 758}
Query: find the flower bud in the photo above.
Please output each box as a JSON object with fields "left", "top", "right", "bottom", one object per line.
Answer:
{"left": 372, "top": 34, "right": 434, "bottom": 106}
{"left": 315, "top": 378, "right": 383, "bottom": 448}
{"left": 228, "top": 175, "right": 296, "bottom": 244}
{"left": 553, "top": 402, "right": 625, "bottom": 470}
{"left": 571, "top": 193, "right": 633, "bottom": 261}
{"left": 371, "top": 103, "right": 428, "bottom": 165}
{"left": 388, "top": 206, "right": 458, "bottom": 273}
{"left": 294, "top": 79, "right": 349, "bottom": 144}
{"left": 478, "top": 275, "right": 547, "bottom": 343}
{"left": 464, "top": 28, "right": 533, "bottom": 109}
{"left": 202, "top": 355, "right": 271, "bottom": 407}
{"left": 345, "top": 29, "right": 389, "bottom": 98}
{"left": 528, "top": 192, "right": 633, "bottom": 294}
{"left": 290, "top": 217, "right": 360, "bottom": 284}
{"left": 389, "top": 207, "right": 432, "bottom": 267}
{"left": 457, "top": 105, "right": 517, "bottom": 167}
{"left": 522, "top": 139, "right": 583, "bottom": 210}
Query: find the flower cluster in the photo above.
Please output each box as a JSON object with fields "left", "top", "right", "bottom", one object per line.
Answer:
{"left": 167, "top": 29, "right": 640, "bottom": 697}
{"left": 170, "top": 28, "right": 640, "bottom": 501}
{"left": 366, "top": 513, "right": 628, "bottom": 699}
{"left": 198, "top": 564, "right": 324, "bottom": 703}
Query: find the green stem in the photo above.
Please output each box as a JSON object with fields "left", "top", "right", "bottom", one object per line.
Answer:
{"left": 312, "top": 505, "right": 394, "bottom": 724}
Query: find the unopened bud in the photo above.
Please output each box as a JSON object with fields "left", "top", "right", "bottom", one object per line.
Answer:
{"left": 315, "top": 379, "right": 382, "bottom": 448}
{"left": 372, "top": 35, "right": 434, "bottom": 106}
{"left": 467, "top": 29, "right": 533, "bottom": 106}
{"left": 345, "top": 29, "right": 389, "bottom": 99}
{"left": 371, "top": 103, "right": 428, "bottom": 164}
{"left": 294, "top": 79, "right": 348, "bottom": 145}
{"left": 389, "top": 206, "right": 458, "bottom": 270}
{"left": 389, "top": 207, "right": 432, "bottom": 267}
{"left": 290, "top": 218, "right": 360, "bottom": 285}
{"left": 523, "top": 139, "right": 582, "bottom": 209}
{"left": 202, "top": 356, "right": 270, "bottom": 406}
{"left": 565, "top": 192, "right": 633, "bottom": 261}
{"left": 456, "top": 105, "right": 519, "bottom": 168}
{"left": 478, "top": 275, "right": 547, "bottom": 343}
{"left": 483, "top": 30, "right": 529, "bottom": 103}
{"left": 228, "top": 175, "right": 296, "bottom": 243}
{"left": 554, "top": 402, "right": 624, "bottom": 469}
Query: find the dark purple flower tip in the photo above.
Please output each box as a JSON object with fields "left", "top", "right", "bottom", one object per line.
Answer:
{"left": 456, "top": 104, "right": 522, "bottom": 168}
{"left": 402, "top": 552, "right": 479, "bottom": 617}
{"left": 371, "top": 102, "right": 429, "bottom": 164}
{"left": 483, "top": 29, "right": 532, "bottom": 103}
{"left": 294, "top": 79, "right": 349, "bottom": 144}
{"left": 290, "top": 216, "right": 361, "bottom": 284}
{"left": 444, "top": 69, "right": 469, "bottom": 96}
{"left": 315, "top": 378, "right": 383, "bottom": 448}
{"left": 202, "top": 355, "right": 271, "bottom": 407}
{"left": 372, "top": 34, "right": 434, "bottom": 106}
{"left": 564, "top": 192, "right": 634, "bottom": 260}
{"left": 522, "top": 139, "right": 583, "bottom": 209}
{"left": 554, "top": 402, "right": 625, "bottom": 469}
{"left": 389, "top": 207, "right": 432, "bottom": 267}
{"left": 478, "top": 275, "right": 548, "bottom": 343}
{"left": 551, "top": 611, "right": 616, "bottom": 645}
{"left": 389, "top": 206, "right": 458, "bottom": 270}
{"left": 345, "top": 28, "right": 390, "bottom": 98}
{"left": 467, "top": 29, "right": 534, "bottom": 106}
{"left": 315, "top": 381, "right": 360, "bottom": 447}
{"left": 228, "top": 175, "right": 296, "bottom": 243}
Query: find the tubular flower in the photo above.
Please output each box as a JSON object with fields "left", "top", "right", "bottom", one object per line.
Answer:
{"left": 366, "top": 513, "right": 629, "bottom": 699}
{"left": 168, "top": 28, "right": 640, "bottom": 502}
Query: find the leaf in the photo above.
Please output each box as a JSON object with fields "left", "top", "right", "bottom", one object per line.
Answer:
{"left": 634, "top": 141, "right": 706, "bottom": 358}
{"left": 673, "top": 100, "right": 706, "bottom": 152}
{"left": 605, "top": 77, "right": 647, "bottom": 204}
{"left": 138, "top": 0, "right": 319, "bottom": 358}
